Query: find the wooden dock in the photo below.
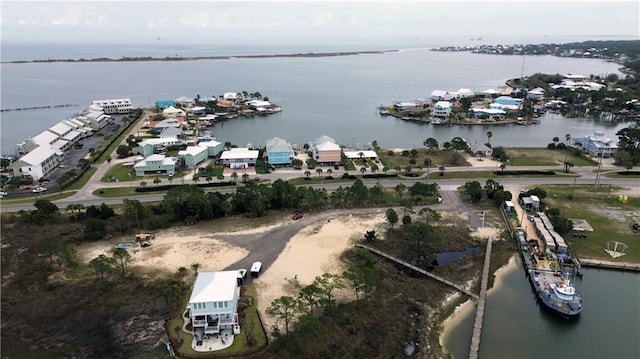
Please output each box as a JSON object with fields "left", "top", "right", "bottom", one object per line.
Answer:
{"left": 578, "top": 258, "right": 640, "bottom": 272}
{"left": 354, "top": 244, "right": 479, "bottom": 300}
{"left": 469, "top": 237, "right": 492, "bottom": 359}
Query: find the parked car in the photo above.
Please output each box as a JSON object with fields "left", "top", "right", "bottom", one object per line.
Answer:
{"left": 32, "top": 187, "right": 47, "bottom": 193}
{"left": 292, "top": 212, "right": 304, "bottom": 220}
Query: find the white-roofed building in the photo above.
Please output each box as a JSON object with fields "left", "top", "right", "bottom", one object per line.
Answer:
{"left": 138, "top": 138, "right": 183, "bottom": 157}
{"left": 175, "top": 96, "right": 196, "bottom": 108}
{"left": 220, "top": 148, "right": 259, "bottom": 168}
{"left": 572, "top": 131, "right": 618, "bottom": 157}
{"left": 21, "top": 130, "right": 59, "bottom": 153}
{"left": 92, "top": 98, "right": 132, "bottom": 114}
{"left": 457, "top": 88, "right": 475, "bottom": 98}
{"left": 11, "top": 146, "right": 62, "bottom": 179}
{"left": 48, "top": 121, "right": 73, "bottom": 137}
{"left": 134, "top": 154, "right": 177, "bottom": 176}
{"left": 178, "top": 146, "right": 209, "bottom": 168}
{"left": 223, "top": 92, "right": 241, "bottom": 101}
{"left": 343, "top": 150, "right": 378, "bottom": 160}
{"left": 526, "top": 87, "right": 546, "bottom": 100}
{"left": 77, "top": 108, "right": 111, "bottom": 129}
{"left": 430, "top": 90, "right": 456, "bottom": 101}
{"left": 433, "top": 101, "right": 452, "bottom": 117}
{"left": 198, "top": 139, "right": 223, "bottom": 157}
{"left": 310, "top": 135, "right": 342, "bottom": 164}
{"left": 188, "top": 271, "right": 240, "bottom": 337}
{"left": 162, "top": 106, "right": 186, "bottom": 118}
{"left": 469, "top": 107, "right": 506, "bottom": 121}
{"left": 51, "top": 139, "right": 70, "bottom": 152}
{"left": 265, "top": 137, "right": 295, "bottom": 166}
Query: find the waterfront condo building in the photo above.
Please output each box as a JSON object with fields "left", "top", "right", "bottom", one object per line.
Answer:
{"left": 91, "top": 98, "right": 132, "bottom": 114}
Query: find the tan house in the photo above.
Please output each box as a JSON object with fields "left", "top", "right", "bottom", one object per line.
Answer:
{"left": 310, "top": 135, "right": 342, "bottom": 164}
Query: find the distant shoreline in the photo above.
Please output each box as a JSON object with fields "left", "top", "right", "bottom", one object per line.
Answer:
{"left": 1, "top": 50, "right": 398, "bottom": 64}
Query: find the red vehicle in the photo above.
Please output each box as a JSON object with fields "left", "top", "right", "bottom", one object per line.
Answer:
{"left": 292, "top": 212, "right": 304, "bottom": 220}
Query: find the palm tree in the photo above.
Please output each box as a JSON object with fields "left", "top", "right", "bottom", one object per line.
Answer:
{"left": 231, "top": 172, "right": 238, "bottom": 183}
{"left": 192, "top": 175, "right": 199, "bottom": 184}
{"left": 153, "top": 178, "right": 161, "bottom": 187}
{"left": 316, "top": 168, "right": 323, "bottom": 177}
{"left": 486, "top": 131, "right": 493, "bottom": 146}
{"left": 326, "top": 168, "right": 333, "bottom": 177}
{"left": 242, "top": 173, "right": 249, "bottom": 183}
{"left": 360, "top": 167, "right": 367, "bottom": 175}
{"left": 439, "top": 165, "right": 446, "bottom": 176}
{"left": 552, "top": 136, "right": 560, "bottom": 146}
{"left": 565, "top": 133, "right": 571, "bottom": 146}
{"left": 217, "top": 174, "right": 225, "bottom": 182}
{"left": 140, "top": 181, "right": 147, "bottom": 188}
{"left": 304, "top": 170, "right": 311, "bottom": 178}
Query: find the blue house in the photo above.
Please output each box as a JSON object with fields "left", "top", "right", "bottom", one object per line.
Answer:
{"left": 265, "top": 137, "right": 295, "bottom": 167}
{"left": 573, "top": 131, "right": 618, "bottom": 157}
{"left": 155, "top": 100, "right": 175, "bottom": 109}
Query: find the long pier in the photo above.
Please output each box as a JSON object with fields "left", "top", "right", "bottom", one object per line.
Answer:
{"left": 578, "top": 258, "right": 640, "bottom": 272}
{"left": 354, "top": 244, "right": 479, "bottom": 300}
{"left": 0, "top": 104, "right": 78, "bottom": 112}
{"left": 469, "top": 237, "right": 492, "bottom": 359}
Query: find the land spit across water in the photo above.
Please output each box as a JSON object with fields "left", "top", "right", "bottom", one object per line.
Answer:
{"left": 2, "top": 50, "right": 397, "bottom": 64}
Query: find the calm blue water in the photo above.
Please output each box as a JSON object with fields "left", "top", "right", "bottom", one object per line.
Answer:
{"left": 443, "top": 258, "right": 640, "bottom": 359}
{"left": 0, "top": 42, "right": 631, "bottom": 154}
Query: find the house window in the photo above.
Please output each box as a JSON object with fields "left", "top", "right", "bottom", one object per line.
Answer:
{"left": 224, "top": 302, "right": 228, "bottom": 308}
{"left": 218, "top": 301, "right": 223, "bottom": 308}
{"left": 213, "top": 302, "right": 217, "bottom": 308}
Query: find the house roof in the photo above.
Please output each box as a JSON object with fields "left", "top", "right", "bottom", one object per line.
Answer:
{"left": 317, "top": 141, "right": 341, "bottom": 151}
{"left": 62, "top": 130, "right": 82, "bottom": 141}
{"left": 138, "top": 137, "right": 182, "bottom": 147}
{"left": 160, "top": 127, "right": 183, "bottom": 137}
{"left": 162, "top": 106, "right": 186, "bottom": 115}
{"left": 19, "top": 145, "right": 59, "bottom": 166}
{"left": 189, "top": 271, "right": 238, "bottom": 304}
{"left": 178, "top": 146, "right": 208, "bottom": 157}
{"left": 31, "top": 130, "right": 59, "bottom": 146}
{"left": 430, "top": 89, "right": 452, "bottom": 97}
{"left": 49, "top": 122, "right": 72, "bottom": 136}
{"left": 154, "top": 119, "right": 181, "bottom": 128}
{"left": 220, "top": 148, "right": 259, "bottom": 160}
{"left": 314, "top": 135, "right": 336, "bottom": 144}
{"left": 134, "top": 154, "right": 176, "bottom": 168}
{"left": 198, "top": 140, "right": 222, "bottom": 148}
{"left": 266, "top": 137, "right": 293, "bottom": 153}
{"left": 175, "top": 96, "right": 194, "bottom": 103}
{"left": 435, "top": 101, "right": 451, "bottom": 109}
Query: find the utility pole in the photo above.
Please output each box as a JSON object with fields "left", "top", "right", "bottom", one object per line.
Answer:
{"left": 594, "top": 149, "right": 603, "bottom": 190}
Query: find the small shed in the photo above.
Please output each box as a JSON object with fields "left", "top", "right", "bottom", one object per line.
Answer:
{"left": 521, "top": 196, "right": 534, "bottom": 211}
{"left": 529, "top": 195, "right": 540, "bottom": 211}
{"left": 503, "top": 200, "right": 515, "bottom": 213}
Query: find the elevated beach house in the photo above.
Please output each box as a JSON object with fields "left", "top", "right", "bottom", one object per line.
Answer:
{"left": 188, "top": 271, "right": 241, "bottom": 337}
{"left": 433, "top": 101, "right": 452, "bottom": 118}
{"left": 220, "top": 148, "right": 259, "bottom": 169}
{"left": 265, "top": 137, "right": 295, "bottom": 167}
{"left": 91, "top": 98, "right": 133, "bottom": 114}
{"left": 572, "top": 131, "right": 618, "bottom": 157}
{"left": 134, "top": 154, "right": 177, "bottom": 176}
{"left": 310, "top": 135, "right": 342, "bottom": 165}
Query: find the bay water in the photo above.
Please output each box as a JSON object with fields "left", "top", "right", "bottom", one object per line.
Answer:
{"left": 0, "top": 43, "right": 631, "bottom": 154}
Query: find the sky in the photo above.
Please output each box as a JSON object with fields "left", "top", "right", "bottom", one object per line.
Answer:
{"left": 1, "top": 0, "right": 639, "bottom": 44}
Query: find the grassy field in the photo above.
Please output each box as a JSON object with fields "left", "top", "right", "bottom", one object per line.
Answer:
{"left": 504, "top": 147, "right": 598, "bottom": 167}
{"left": 541, "top": 185, "right": 640, "bottom": 262}
{"left": 101, "top": 164, "right": 140, "bottom": 182}
{"left": 377, "top": 148, "right": 464, "bottom": 170}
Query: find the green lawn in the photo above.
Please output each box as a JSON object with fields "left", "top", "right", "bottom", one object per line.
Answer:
{"left": 504, "top": 148, "right": 598, "bottom": 167}
{"left": 101, "top": 164, "right": 140, "bottom": 182}
{"left": 541, "top": 185, "right": 640, "bottom": 262}
{"left": 378, "top": 148, "right": 463, "bottom": 170}
{"left": 92, "top": 187, "right": 140, "bottom": 198}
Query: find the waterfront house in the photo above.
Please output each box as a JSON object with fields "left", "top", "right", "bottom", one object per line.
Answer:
{"left": 526, "top": 87, "right": 546, "bottom": 101}
{"left": 153, "top": 118, "right": 181, "bottom": 135}
{"left": 223, "top": 93, "right": 242, "bottom": 102}
{"left": 481, "top": 89, "right": 499, "bottom": 98}
{"left": 433, "top": 101, "right": 452, "bottom": 118}
{"left": 188, "top": 271, "right": 240, "bottom": 338}
{"left": 159, "top": 127, "right": 183, "bottom": 140}
{"left": 572, "top": 131, "right": 618, "bottom": 157}
{"left": 310, "top": 135, "right": 342, "bottom": 165}
{"left": 190, "top": 106, "right": 207, "bottom": 115}
{"left": 134, "top": 154, "right": 177, "bottom": 176}
{"left": 430, "top": 90, "right": 456, "bottom": 101}
{"left": 265, "top": 137, "right": 295, "bottom": 167}
{"left": 11, "top": 146, "right": 62, "bottom": 180}
{"left": 220, "top": 148, "right": 259, "bottom": 169}
{"left": 138, "top": 138, "right": 183, "bottom": 157}
{"left": 198, "top": 139, "right": 223, "bottom": 157}
{"left": 155, "top": 100, "right": 175, "bottom": 109}
{"left": 175, "top": 96, "right": 196, "bottom": 108}
{"left": 178, "top": 146, "right": 209, "bottom": 169}
{"left": 162, "top": 106, "right": 186, "bottom": 118}
{"left": 394, "top": 102, "right": 418, "bottom": 111}
{"left": 471, "top": 143, "right": 493, "bottom": 157}
{"left": 456, "top": 88, "right": 475, "bottom": 98}
{"left": 469, "top": 108, "right": 506, "bottom": 121}
{"left": 91, "top": 98, "right": 133, "bottom": 114}
{"left": 493, "top": 96, "right": 522, "bottom": 110}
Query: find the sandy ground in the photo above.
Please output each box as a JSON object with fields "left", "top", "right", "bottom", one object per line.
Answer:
{"left": 253, "top": 213, "right": 387, "bottom": 329}
{"left": 79, "top": 228, "right": 249, "bottom": 275}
